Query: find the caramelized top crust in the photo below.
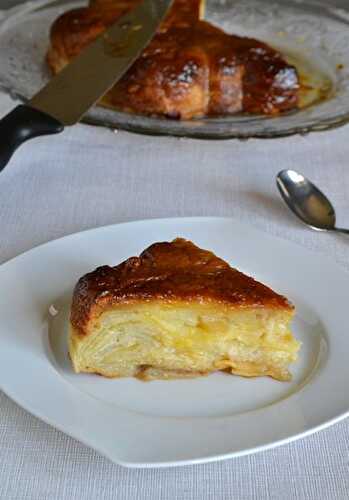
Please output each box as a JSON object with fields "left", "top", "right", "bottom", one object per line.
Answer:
{"left": 48, "top": 0, "right": 299, "bottom": 118}
{"left": 71, "top": 239, "right": 293, "bottom": 335}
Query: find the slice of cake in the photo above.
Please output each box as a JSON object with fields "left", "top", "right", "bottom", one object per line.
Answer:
{"left": 69, "top": 238, "right": 299, "bottom": 381}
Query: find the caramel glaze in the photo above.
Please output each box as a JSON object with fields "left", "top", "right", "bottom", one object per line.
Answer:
{"left": 71, "top": 238, "right": 293, "bottom": 336}
{"left": 48, "top": 0, "right": 299, "bottom": 119}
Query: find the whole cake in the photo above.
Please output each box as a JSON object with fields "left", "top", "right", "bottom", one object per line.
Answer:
{"left": 69, "top": 239, "right": 300, "bottom": 381}
{"left": 47, "top": 0, "right": 300, "bottom": 119}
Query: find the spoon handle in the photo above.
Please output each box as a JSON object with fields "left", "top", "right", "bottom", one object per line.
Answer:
{"left": 335, "top": 227, "right": 349, "bottom": 235}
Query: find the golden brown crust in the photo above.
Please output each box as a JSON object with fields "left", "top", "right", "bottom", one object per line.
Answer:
{"left": 71, "top": 238, "right": 293, "bottom": 336}
{"left": 78, "top": 363, "right": 291, "bottom": 382}
{"left": 47, "top": 0, "right": 299, "bottom": 118}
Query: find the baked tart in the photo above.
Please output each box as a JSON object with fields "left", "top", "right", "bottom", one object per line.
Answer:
{"left": 47, "top": 0, "right": 300, "bottom": 119}
{"left": 69, "top": 238, "right": 299, "bottom": 381}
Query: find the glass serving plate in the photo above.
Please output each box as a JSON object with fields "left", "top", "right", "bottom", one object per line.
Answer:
{"left": 1, "top": 0, "right": 349, "bottom": 139}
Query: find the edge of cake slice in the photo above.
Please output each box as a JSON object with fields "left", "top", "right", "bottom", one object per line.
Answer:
{"left": 69, "top": 238, "right": 300, "bottom": 381}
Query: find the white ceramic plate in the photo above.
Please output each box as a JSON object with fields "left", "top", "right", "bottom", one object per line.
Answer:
{"left": 0, "top": 217, "right": 348, "bottom": 468}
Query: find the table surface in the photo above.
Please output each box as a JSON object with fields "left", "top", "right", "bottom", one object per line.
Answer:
{"left": 1, "top": 2, "right": 349, "bottom": 498}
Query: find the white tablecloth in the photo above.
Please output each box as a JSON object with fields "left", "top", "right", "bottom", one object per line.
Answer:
{"left": 0, "top": 90, "right": 349, "bottom": 499}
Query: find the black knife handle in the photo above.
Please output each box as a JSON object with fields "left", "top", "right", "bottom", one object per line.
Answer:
{"left": 0, "top": 105, "right": 64, "bottom": 173}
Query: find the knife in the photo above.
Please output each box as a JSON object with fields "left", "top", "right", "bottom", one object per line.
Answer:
{"left": 0, "top": 0, "right": 172, "bottom": 172}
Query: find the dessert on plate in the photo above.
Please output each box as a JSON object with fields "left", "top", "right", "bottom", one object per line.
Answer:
{"left": 47, "top": 0, "right": 300, "bottom": 119}
{"left": 69, "top": 238, "right": 300, "bottom": 381}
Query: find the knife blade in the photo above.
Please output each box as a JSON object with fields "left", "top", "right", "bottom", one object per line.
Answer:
{"left": 31, "top": 0, "right": 172, "bottom": 125}
{"left": 0, "top": 0, "right": 172, "bottom": 171}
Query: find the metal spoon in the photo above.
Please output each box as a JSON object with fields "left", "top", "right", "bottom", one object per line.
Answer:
{"left": 276, "top": 169, "right": 349, "bottom": 235}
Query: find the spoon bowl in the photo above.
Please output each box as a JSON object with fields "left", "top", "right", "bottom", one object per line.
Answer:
{"left": 276, "top": 170, "right": 349, "bottom": 235}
